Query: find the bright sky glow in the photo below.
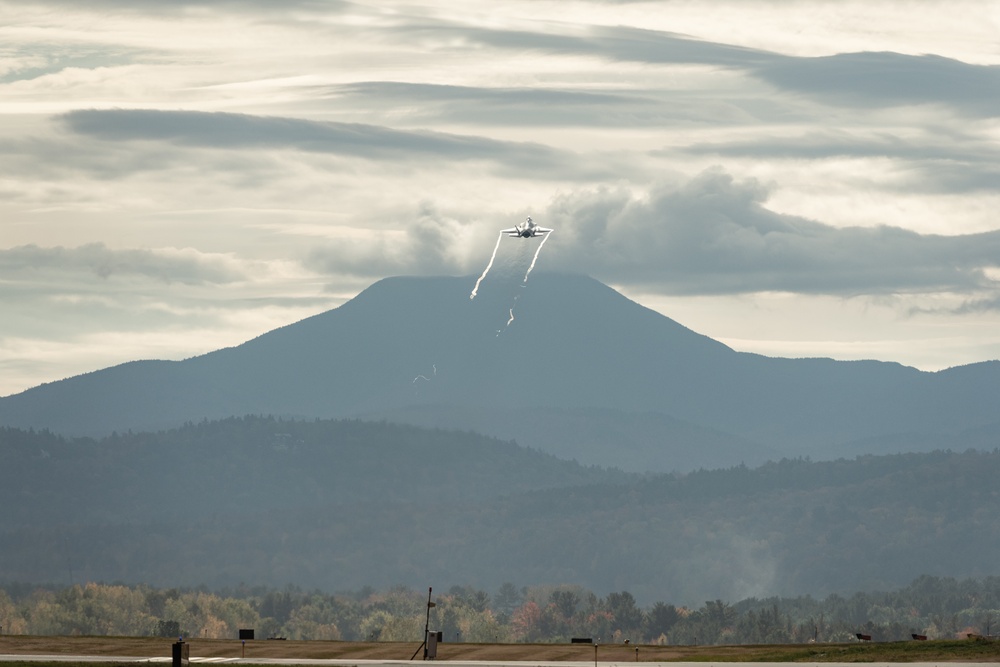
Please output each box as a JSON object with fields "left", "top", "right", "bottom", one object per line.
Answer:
{"left": 2, "top": 0, "right": 1000, "bottom": 396}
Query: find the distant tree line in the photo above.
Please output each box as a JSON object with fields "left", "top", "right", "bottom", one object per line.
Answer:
{"left": 6, "top": 419, "right": 1000, "bottom": 604}
{"left": 2, "top": 576, "right": 999, "bottom": 645}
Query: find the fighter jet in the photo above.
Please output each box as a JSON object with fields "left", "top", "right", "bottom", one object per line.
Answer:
{"left": 503, "top": 217, "right": 552, "bottom": 238}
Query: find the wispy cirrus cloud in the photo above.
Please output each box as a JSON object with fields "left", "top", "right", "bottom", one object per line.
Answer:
{"left": 752, "top": 52, "right": 1000, "bottom": 116}
{"left": 59, "top": 108, "right": 598, "bottom": 177}
{"left": 0, "top": 243, "right": 246, "bottom": 284}
{"left": 323, "top": 82, "right": 662, "bottom": 128}
{"left": 680, "top": 129, "right": 1000, "bottom": 194}
{"left": 421, "top": 22, "right": 1000, "bottom": 117}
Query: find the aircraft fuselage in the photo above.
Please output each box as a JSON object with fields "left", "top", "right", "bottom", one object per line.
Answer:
{"left": 503, "top": 217, "right": 551, "bottom": 238}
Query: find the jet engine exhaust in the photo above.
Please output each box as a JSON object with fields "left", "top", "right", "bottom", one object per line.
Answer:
{"left": 470, "top": 232, "right": 504, "bottom": 300}
{"left": 498, "top": 231, "right": 552, "bottom": 333}
{"left": 522, "top": 230, "right": 550, "bottom": 284}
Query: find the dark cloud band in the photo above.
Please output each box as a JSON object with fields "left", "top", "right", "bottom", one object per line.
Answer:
{"left": 0, "top": 243, "right": 243, "bottom": 284}
{"left": 431, "top": 23, "right": 1000, "bottom": 117}
{"left": 60, "top": 109, "right": 575, "bottom": 174}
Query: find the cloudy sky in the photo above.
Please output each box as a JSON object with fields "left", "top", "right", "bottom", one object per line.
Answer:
{"left": 3, "top": 0, "right": 1000, "bottom": 396}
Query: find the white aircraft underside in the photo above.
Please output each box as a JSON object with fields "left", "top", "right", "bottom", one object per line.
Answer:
{"left": 502, "top": 217, "right": 552, "bottom": 238}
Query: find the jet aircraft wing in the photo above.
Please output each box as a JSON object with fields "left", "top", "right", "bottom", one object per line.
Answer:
{"left": 502, "top": 228, "right": 553, "bottom": 237}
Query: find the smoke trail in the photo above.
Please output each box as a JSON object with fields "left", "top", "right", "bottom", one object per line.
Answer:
{"left": 497, "top": 231, "right": 553, "bottom": 334}
{"left": 412, "top": 364, "right": 437, "bottom": 383}
{"left": 522, "top": 231, "right": 551, "bottom": 284}
{"left": 470, "top": 232, "right": 504, "bottom": 300}
{"left": 497, "top": 302, "right": 516, "bottom": 336}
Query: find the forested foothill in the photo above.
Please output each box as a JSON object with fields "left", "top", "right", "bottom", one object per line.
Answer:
{"left": 2, "top": 417, "right": 1000, "bottom": 605}
{"left": 1, "top": 577, "right": 999, "bottom": 645}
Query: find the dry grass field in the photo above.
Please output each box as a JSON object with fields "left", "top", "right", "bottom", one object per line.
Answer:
{"left": 2, "top": 635, "right": 1000, "bottom": 662}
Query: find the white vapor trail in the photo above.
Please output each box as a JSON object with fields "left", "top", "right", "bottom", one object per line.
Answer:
{"left": 470, "top": 232, "right": 504, "bottom": 300}
{"left": 523, "top": 231, "right": 551, "bottom": 284}
{"left": 500, "top": 230, "right": 554, "bottom": 335}
{"left": 496, "top": 301, "right": 517, "bottom": 336}
{"left": 412, "top": 364, "right": 437, "bottom": 383}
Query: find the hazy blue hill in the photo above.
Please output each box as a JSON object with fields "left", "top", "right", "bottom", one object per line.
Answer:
{"left": 1, "top": 273, "right": 998, "bottom": 471}
{"left": 0, "top": 417, "right": 624, "bottom": 527}
{"left": 359, "top": 404, "right": 782, "bottom": 472}
{"left": 3, "top": 417, "right": 998, "bottom": 606}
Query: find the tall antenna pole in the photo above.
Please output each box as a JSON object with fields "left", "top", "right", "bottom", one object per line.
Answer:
{"left": 424, "top": 587, "right": 433, "bottom": 660}
{"left": 64, "top": 537, "right": 75, "bottom": 586}
{"left": 411, "top": 587, "right": 435, "bottom": 661}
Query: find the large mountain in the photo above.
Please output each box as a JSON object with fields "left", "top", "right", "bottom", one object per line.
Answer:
{"left": 2, "top": 273, "right": 998, "bottom": 471}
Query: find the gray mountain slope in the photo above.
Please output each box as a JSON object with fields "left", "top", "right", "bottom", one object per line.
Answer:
{"left": 1, "top": 273, "right": 997, "bottom": 471}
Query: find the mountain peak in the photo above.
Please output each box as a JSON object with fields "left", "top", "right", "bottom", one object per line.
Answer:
{"left": 1, "top": 273, "right": 997, "bottom": 472}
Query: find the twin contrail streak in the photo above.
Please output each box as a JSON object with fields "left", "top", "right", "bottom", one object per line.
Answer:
{"left": 472, "top": 226, "right": 552, "bottom": 335}
{"left": 501, "top": 232, "right": 549, "bottom": 334}
{"left": 522, "top": 231, "right": 551, "bottom": 284}
{"left": 470, "top": 232, "right": 504, "bottom": 300}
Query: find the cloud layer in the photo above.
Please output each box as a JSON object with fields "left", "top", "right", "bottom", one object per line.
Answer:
{"left": 543, "top": 170, "right": 1000, "bottom": 296}
{"left": 2, "top": 0, "right": 1000, "bottom": 393}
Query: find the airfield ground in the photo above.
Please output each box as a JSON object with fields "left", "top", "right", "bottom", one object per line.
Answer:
{"left": 2, "top": 635, "right": 1000, "bottom": 663}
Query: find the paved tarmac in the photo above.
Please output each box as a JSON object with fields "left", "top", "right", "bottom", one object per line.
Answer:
{"left": 1, "top": 656, "right": 986, "bottom": 667}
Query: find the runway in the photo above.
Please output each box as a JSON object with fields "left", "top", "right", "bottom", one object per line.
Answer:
{"left": 0, "top": 657, "right": 981, "bottom": 667}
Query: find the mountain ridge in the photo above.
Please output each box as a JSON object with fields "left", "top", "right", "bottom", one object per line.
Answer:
{"left": 1, "top": 273, "right": 997, "bottom": 471}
